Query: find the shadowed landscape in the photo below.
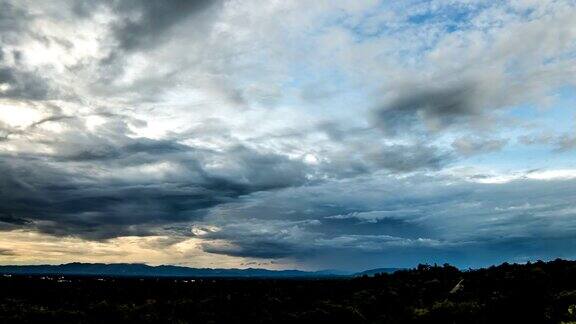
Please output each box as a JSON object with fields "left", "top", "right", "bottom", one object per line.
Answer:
{"left": 1, "top": 259, "right": 576, "bottom": 323}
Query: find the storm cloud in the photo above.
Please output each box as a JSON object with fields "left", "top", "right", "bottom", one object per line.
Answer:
{"left": 0, "top": 138, "right": 312, "bottom": 239}
{"left": 193, "top": 172, "right": 576, "bottom": 268}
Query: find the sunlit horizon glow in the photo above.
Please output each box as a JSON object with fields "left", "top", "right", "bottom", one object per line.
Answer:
{"left": 1, "top": 0, "right": 576, "bottom": 271}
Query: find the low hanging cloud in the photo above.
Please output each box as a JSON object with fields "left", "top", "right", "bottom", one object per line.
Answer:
{"left": 194, "top": 171, "right": 576, "bottom": 269}
{"left": 0, "top": 141, "right": 312, "bottom": 240}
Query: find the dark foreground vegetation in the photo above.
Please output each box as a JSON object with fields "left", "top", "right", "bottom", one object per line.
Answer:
{"left": 1, "top": 259, "right": 576, "bottom": 323}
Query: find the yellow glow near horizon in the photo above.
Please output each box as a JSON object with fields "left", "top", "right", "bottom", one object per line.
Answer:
{"left": 0, "top": 230, "right": 292, "bottom": 270}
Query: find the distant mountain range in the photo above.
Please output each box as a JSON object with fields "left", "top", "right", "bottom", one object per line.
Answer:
{"left": 354, "top": 268, "right": 401, "bottom": 277}
{"left": 0, "top": 263, "right": 400, "bottom": 278}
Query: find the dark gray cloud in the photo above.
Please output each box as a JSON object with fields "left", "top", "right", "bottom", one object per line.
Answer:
{"left": 0, "top": 67, "right": 51, "bottom": 100}
{"left": 202, "top": 240, "right": 299, "bottom": 259}
{"left": 87, "top": 0, "right": 221, "bottom": 86}
{"left": 71, "top": 0, "right": 219, "bottom": 44}
{"left": 0, "top": 108, "right": 311, "bottom": 239}
{"left": 324, "top": 143, "right": 451, "bottom": 176}
{"left": 0, "top": 102, "right": 450, "bottom": 241}
{"left": 0, "top": 213, "right": 31, "bottom": 226}
{"left": 192, "top": 173, "right": 576, "bottom": 269}
{"left": 110, "top": 0, "right": 220, "bottom": 51}
{"left": 0, "top": 115, "right": 311, "bottom": 239}
{"left": 27, "top": 0, "right": 225, "bottom": 102}
{"left": 374, "top": 82, "right": 481, "bottom": 135}
{"left": 316, "top": 122, "right": 453, "bottom": 175}
{"left": 366, "top": 143, "right": 451, "bottom": 172}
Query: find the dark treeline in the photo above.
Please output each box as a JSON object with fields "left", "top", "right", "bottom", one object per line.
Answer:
{"left": 1, "top": 259, "right": 576, "bottom": 323}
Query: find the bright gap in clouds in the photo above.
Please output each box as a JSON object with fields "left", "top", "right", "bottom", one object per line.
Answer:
{"left": 0, "top": 102, "right": 44, "bottom": 128}
{"left": 0, "top": 0, "right": 575, "bottom": 271}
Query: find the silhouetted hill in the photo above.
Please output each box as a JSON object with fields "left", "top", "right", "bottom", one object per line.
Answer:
{"left": 2, "top": 259, "right": 576, "bottom": 323}
{"left": 0, "top": 263, "right": 350, "bottom": 278}
{"left": 354, "top": 267, "right": 401, "bottom": 276}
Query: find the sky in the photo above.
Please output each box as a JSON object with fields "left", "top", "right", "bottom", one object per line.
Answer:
{"left": 0, "top": 0, "right": 576, "bottom": 271}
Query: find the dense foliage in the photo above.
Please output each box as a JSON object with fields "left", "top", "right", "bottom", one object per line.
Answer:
{"left": 1, "top": 259, "right": 576, "bottom": 323}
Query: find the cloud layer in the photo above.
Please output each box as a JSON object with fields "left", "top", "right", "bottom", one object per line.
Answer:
{"left": 1, "top": 0, "right": 576, "bottom": 270}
